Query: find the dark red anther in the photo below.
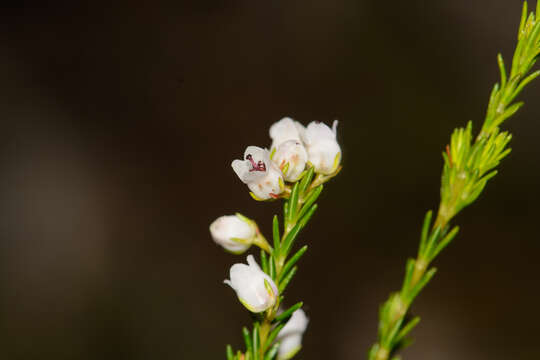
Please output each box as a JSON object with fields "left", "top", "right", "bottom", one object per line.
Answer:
{"left": 446, "top": 145, "right": 453, "bottom": 167}
{"left": 246, "top": 154, "right": 267, "bottom": 172}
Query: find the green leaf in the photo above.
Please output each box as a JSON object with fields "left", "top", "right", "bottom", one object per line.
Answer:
{"left": 401, "top": 258, "right": 415, "bottom": 295}
{"left": 495, "top": 102, "right": 524, "bottom": 128}
{"left": 511, "top": 70, "right": 540, "bottom": 100}
{"left": 274, "top": 302, "right": 303, "bottom": 324}
{"left": 378, "top": 297, "right": 391, "bottom": 338}
{"left": 226, "top": 345, "right": 234, "bottom": 360}
{"left": 278, "top": 266, "right": 297, "bottom": 293}
{"left": 297, "top": 185, "right": 323, "bottom": 220}
{"left": 422, "top": 226, "right": 441, "bottom": 261}
{"left": 395, "top": 316, "right": 420, "bottom": 344}
{"left": 288, "top": 182, "right": 300, "bottom": 222}
{"left": 260, "top": 249, "right": 269, "bottom": 274}
{"left": 298, "top": 203, "right": 318, "bottom": 229}
{"left": 252, "top": 323, "right": 260, "bottom": 359}
{"left": 368, "top": 344, "right": 379, "bottom": 360}
{"left": 408, "top": 268, "right": 437, "bottom": 304}
{"left": 383, "top": 317, "right": 404, "bottom": 348}
{"left": 264, "top": 343, "right": 280, "bottom": 360}
{"left": 519, "top": 1, "right": 528, "bottom": 39}
{"left": 243, "top": 327, "right": 253, "bottom": 353}
{"left": 281, "top": 222, "right": 303, "bottom": 258}
{"left": 497, "top": 53, "right": 507, "bottom": 88}
{"left": 269, "top": 256, "right": 276, "bottom": 280}
{"left": 283, "top": 201, "right": 289, "bottom": 229}
{"left": 278, "top": 245, "right": 308, "bottom": 283}
{"left": 272, "top": 215, "right": 281, "bottom": 256}
{"left": 429, "top": 226, "right": 460, "bottom": 261}
{"left": 393, "top": 337, "right": 414, "bottom": 353}
{"left": 265, "top": 323, "right": 285, "bottom": 351}
{"left": 418, "top": 211, "right": 433, "bottom": 255}
{"left": 299, "top": 165, "right": 315, "bottom": 195}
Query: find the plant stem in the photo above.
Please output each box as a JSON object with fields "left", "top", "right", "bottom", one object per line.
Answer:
{"left": 369, "top": 4, "right": 540, "bottom": 356}
{"left": 257, "top": 198, "right": 303, "bottom": 359}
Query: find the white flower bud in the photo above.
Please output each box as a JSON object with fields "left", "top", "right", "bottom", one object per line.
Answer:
{"left": 232, "top": 146, "right": 284, "bottom": 200}
{"left": 277, "top": 309, "right": 309, "bottom": 360}
{"left": 209, "top": 214, "right": 256, "bottom": 254}
{"left": 302, "top": 120, "right": 341, "bottom": 175}
{"left": 224, "top": 255, "right": 278, "bottom": 313}
{"left": 272, "top": 140, "right": 308, "bottom": 182}
{"left": 269, "top": 117, "right": 306, "bottom": 151}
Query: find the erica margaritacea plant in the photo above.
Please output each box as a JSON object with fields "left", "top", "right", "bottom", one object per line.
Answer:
{"left": 368, "top": 2, "right": 540, "bottom": 359}
{"left": 210, "top": 117, "right": 341, "bottom": 360}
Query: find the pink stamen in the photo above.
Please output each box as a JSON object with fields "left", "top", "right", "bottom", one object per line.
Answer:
{"left": 246, "top": 154, "right": 266, "bottom": 172}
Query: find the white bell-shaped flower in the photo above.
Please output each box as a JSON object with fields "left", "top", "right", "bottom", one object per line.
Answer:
{"left": 269, "top": 117, "right": 306, "bottom": 151}
{"left": 224, "top": 255, "right": 279, "bottom": 313}
{"left": 232, "top": 146, "right": 284, "bottom": 200}
{"left": 272, "top": 140, "right": 308, "bottom": 182}
{"left": 277, "top": 309, "right": 309, "bottom": 360}
{"left": 302, "top": 120, "right": 341, "bottom": 175}
{"left": 209, "top": 214, "right": 256, "bottom": 254}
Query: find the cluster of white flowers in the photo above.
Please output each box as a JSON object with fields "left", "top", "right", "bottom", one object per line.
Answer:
{"left": 209, "top": 117, "right": 340, "bottom": 358}
{"left": 232, "top": 117, "right": 341, "bottom": 200}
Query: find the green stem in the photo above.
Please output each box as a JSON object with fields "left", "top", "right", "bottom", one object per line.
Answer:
{"left": 373, "top": 209, "right": 450, "bottom": 360}
{"left": 370, "top": 4, "right": 540, "bottom": 357}
{"left": 253, "top": 233, "right": 272, "bottom": 254}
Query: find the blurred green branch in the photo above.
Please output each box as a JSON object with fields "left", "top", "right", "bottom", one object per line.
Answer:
{"left": 368, "top": 2, "right": 540, "bottom": 359}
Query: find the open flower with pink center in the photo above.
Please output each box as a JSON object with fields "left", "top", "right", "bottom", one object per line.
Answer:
{"left": 232, "top": 146, "right": 284, "bottom": 200}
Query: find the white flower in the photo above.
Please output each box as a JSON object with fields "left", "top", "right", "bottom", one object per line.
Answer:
{"left": 272, "top": 140, "right": 308, "bottom": 182}
{"left": 302, "top": 120, "right": 341, "bottom": 175}
{"left": 232, "top": 146, "right": 284, "bottom": 200}
{"left": 224, "top": 255, "right": 279, "bottom": 313}
{"left": 269, "top": 117, "right": 306, "bottom": 151}
{"left": 277, "top": 309, "right": 309, "bottom": 360}
{"left": 209, "top": 214, "right": 256, "bottom": 254}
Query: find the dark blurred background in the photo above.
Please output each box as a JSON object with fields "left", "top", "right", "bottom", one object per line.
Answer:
{"left": 0, "top": 0, "right": 539, "bottom": 359}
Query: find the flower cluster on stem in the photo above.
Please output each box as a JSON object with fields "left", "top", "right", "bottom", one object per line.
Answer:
{"left": 210, "top": 117, "right": 342, "bottom": 360}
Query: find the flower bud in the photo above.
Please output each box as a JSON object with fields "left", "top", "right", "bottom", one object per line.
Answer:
{"left": 209, "top": 214, "right": 256, "bottom": 254}
{"left": 269, "top": 117, "right": 306, "bottom": 151}
{"left": 224, "top": 255, "right": 278, "bottom": 313}
{"left": 232, "top": 146, "right": 284, "bottom": 200}
{"left": 277, "top": 309, "right": 309, "bottom": 360}
{"left": 272, "top": 140, "right": 308, "bottom": 182}
{"left": 302, "top": 120, "right": 341, "bottom": 175}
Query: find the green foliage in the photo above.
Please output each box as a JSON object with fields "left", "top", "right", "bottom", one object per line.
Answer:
{"left": 369, "top": 2, "right": 540, "bottom": 359}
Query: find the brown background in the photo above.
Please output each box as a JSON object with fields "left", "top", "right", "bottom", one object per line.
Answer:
{"left": 1, "top": 1, "right": 539, "bottom": 359}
